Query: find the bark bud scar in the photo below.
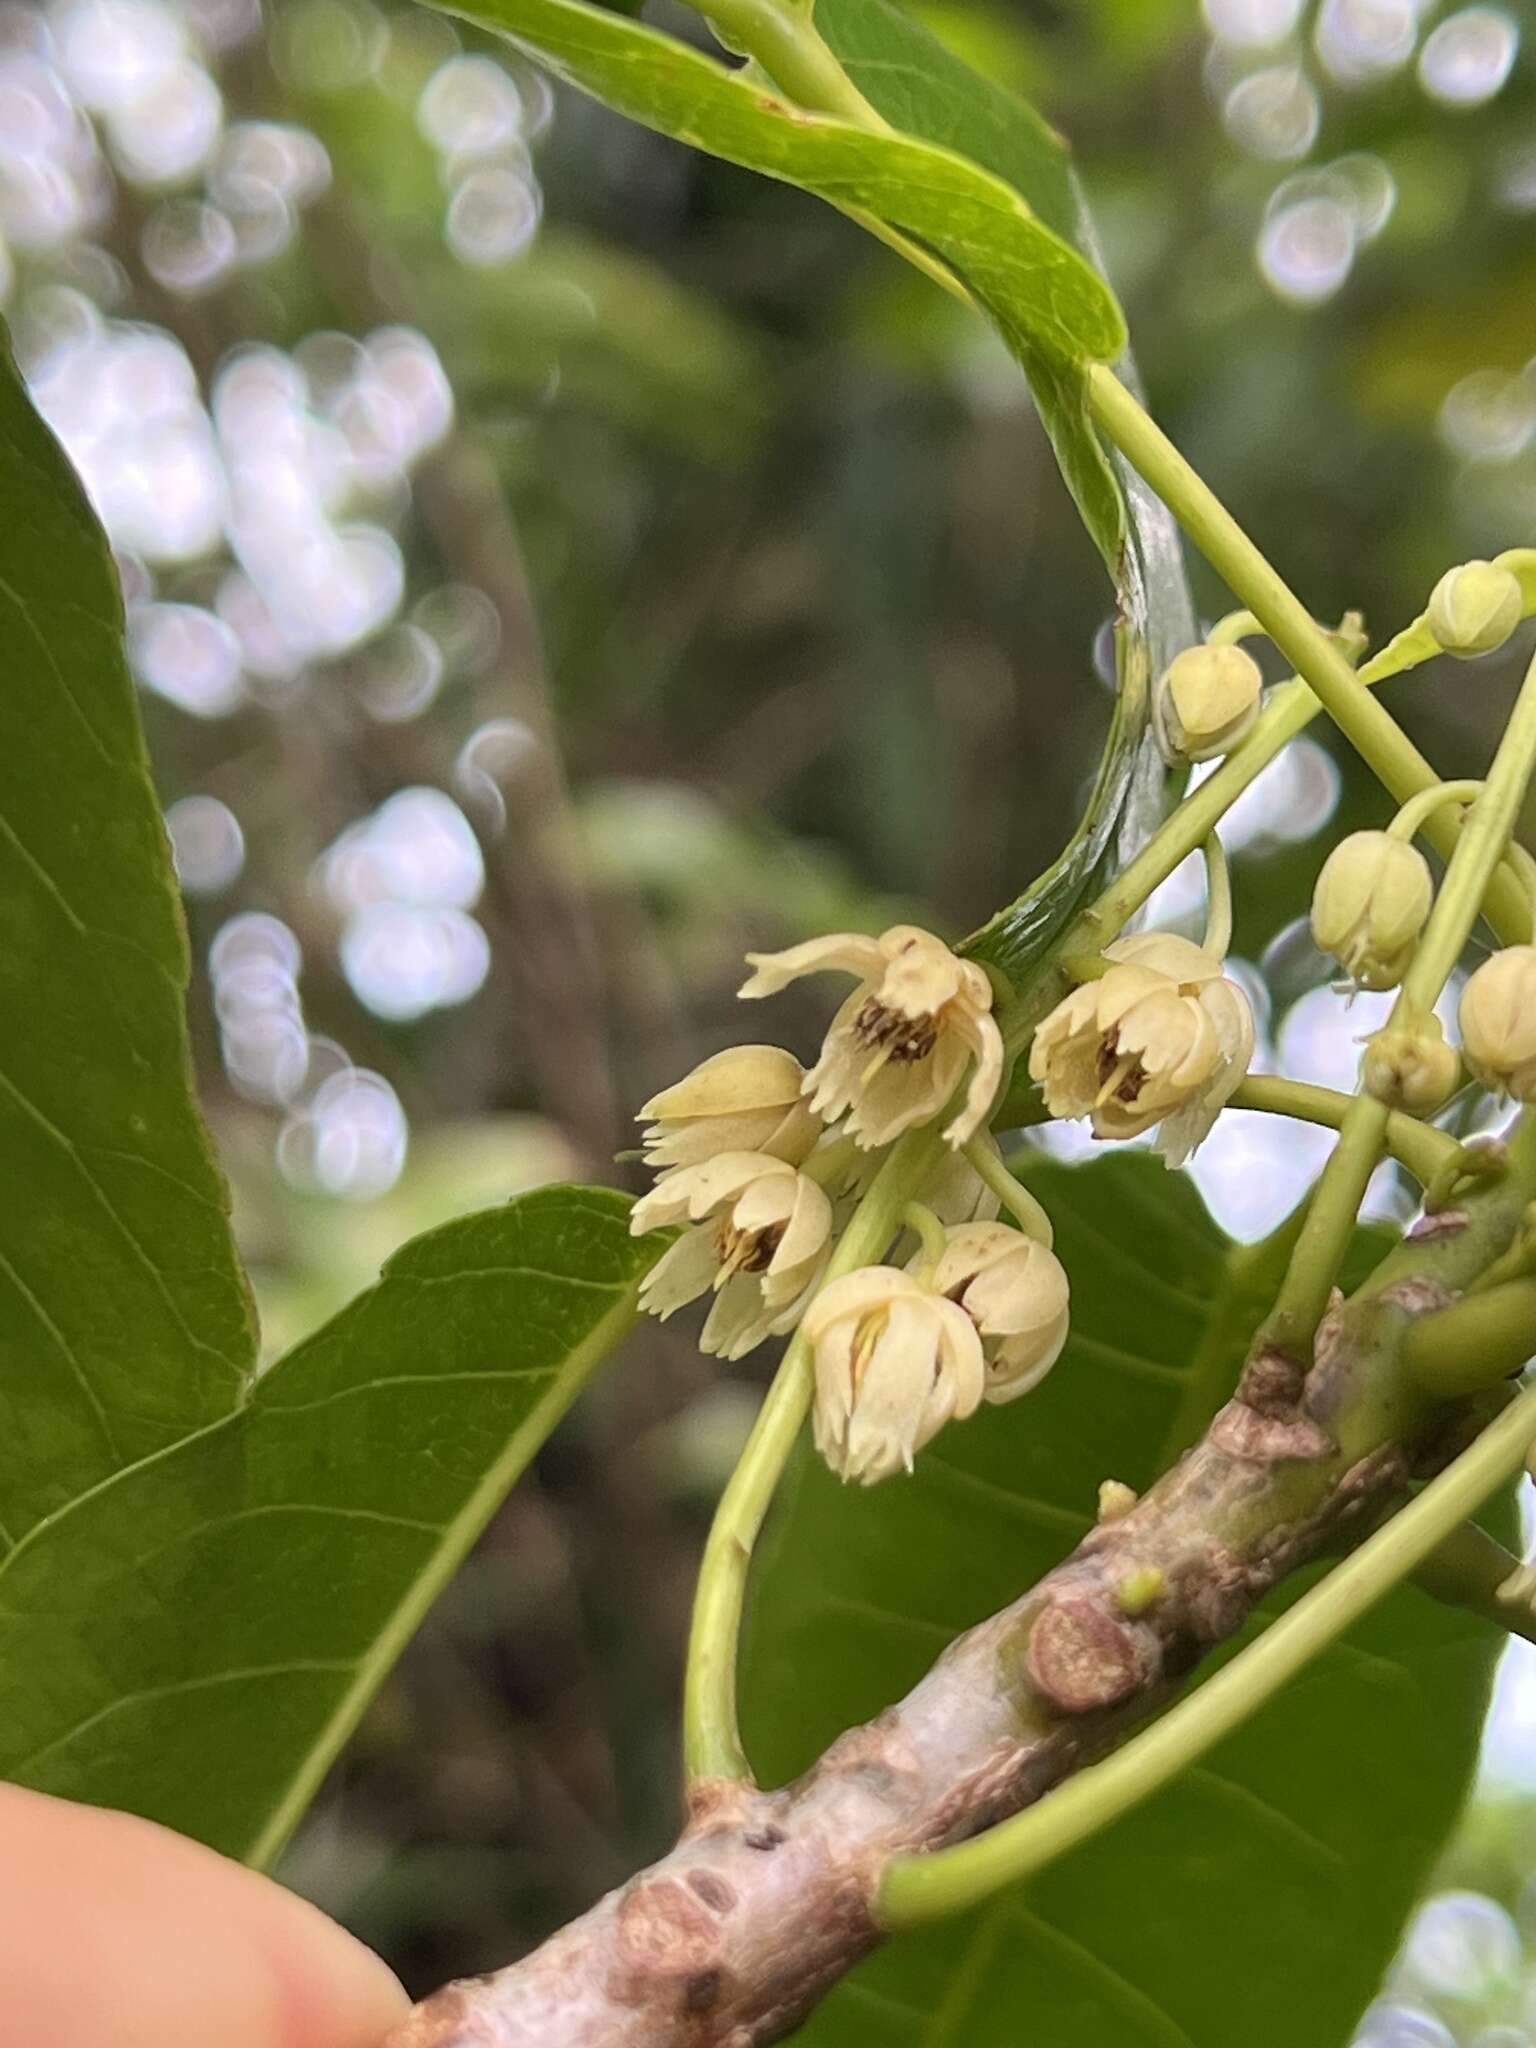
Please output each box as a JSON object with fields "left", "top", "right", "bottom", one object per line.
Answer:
{"left": 1026, "top": 1596, "right": 1154, "bottom": 1713}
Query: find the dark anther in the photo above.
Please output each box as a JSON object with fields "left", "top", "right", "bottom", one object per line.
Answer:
{"left": 851, "top": 996, "right": 938, "bottom": 1063}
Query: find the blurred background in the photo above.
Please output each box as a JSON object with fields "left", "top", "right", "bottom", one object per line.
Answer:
{"left": 4, "top": 0, "right": 1536, "bottom": 2032}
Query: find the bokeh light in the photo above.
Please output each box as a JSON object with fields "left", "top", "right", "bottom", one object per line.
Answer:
{"left": 1419, "top": 8, "right": 1520, "bottom": 108}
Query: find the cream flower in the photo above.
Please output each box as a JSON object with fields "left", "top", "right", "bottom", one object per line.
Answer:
{"left": 1310, "top": 831, "right": 1432, "bottom": 991}
{"left": 739, "top": 925, "right": 1004, "bottom": 1151}
{"left": 631, "top": 1151, "right": 833, "bottom": 1360}
{"left": 927, "top": 1222, "right": 1070, "bottom": 1403}
{"left": 637, "top": 1044, "right": 822, "bottom": 1168}
{"left": 1460, "top": 946, "right": 1536, "bottom": 1102}
{"left": 805, "top": 1267, "right": 984, "bottom": 1485}
{"left": 1155, "top": 643, "right": 1262, "bottom": 763}
{"left": 1028, "top": 933, "right": 1253, "bottom": 1165}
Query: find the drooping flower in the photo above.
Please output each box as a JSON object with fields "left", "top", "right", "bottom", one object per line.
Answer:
{"left": 1361, "top": 1014, "right": 1460, "bottom": 1113}
{"left": 1310, "top": 831, "right": 1432, "bottom": 991}
{"left": 1155, "top": 643, "right": 1263, "bottom": 763}
{"left": 926, "top": 1221, "right": 1070, "bottom": 1403}
{"left": 805, "top": 1267, "right": 984, "bottom": 1485}
{"left": 1427, "top": 560, "right": 1523, "bottom": 658}
{"left": 1459, "top": 946, "right": 1536, "bottom": 1102}
{"left": 637, "top": 1044, "right": 822, "bottom": 1169}
{"left": 1028, "top": 932, "right": 1253, "bottom": 1165}
{"left": 739, "top": 925, "right": 1004, "bottom": 1150}
{"left": 631, "top": 1151, "right": 833, "bottom": 1360}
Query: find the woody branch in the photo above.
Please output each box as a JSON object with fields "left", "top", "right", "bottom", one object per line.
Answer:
{"left": 385, "top": 1125, "right": 1536, "bottom": 2048}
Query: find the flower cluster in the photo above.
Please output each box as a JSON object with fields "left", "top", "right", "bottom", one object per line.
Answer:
{"left": 627, "top": 917, "right": 1264, "bottom": 1487}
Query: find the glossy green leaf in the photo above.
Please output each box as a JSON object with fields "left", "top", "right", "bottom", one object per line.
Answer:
{"left": 802, "top": 0, "right": 1197, "bottom": 988}
{"left": 0, "top": 337, "right": 658, "bottom": 1866}
{"left": 742, "top": 1155, "right": 1502, "bottom": 2048}
{"left": 0, "top": 331, "right": 257, "bottom": 1543}
{"left": 424, "top": 0, "right": 1127, "bottom": 555}
{"left": 814, "top": 0, "right": 1081, "bottom": 259}
{"left": 0, "top": 1184, "right": 654, "bottom": 1866}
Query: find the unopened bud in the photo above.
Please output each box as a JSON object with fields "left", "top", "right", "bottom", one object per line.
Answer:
{"left": 1156, "top": 643, "right": 1263, "bottom": 762}
{"left": 1097, "top": 1478, "right": 1138, "bottom": 1524}
{"left": 1116, "top": 1567, "right": 1166, "bottom": 1616}
{"left": 1362, "top": 1014, "right": 1460, "bottom": 1114}
{"left": 1310, "top": 831, "right": 1433, "bottom": 990}
{"left": 1427, "top": 560, "right": 1523, "bottom": 659}
{"left": 1460, "top": 946, "right": 1536, "bottom": 1102}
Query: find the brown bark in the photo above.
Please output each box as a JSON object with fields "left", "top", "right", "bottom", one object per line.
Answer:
{"left": 385, "top": 1150, "right": 1534, "bottom": 2048}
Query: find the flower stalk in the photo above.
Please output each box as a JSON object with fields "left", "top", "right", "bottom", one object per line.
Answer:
{"left": 682, "top": 1123, "right": 942, "bottom": 1784}
{"left": 1084, "top": 364, "right": 1534, "bottom": 948}
{"left": 1267, "top": 641, "right": 1536, "bottom": 1353}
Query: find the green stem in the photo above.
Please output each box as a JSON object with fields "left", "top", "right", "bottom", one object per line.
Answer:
{"left": 1413, "top": 1520, "right": 1536, "bottom": 1648}
{"left": 1201, "top": 833, "right": 1231, "bottom": 957}
{"left": 683, "top": 1124, "right": 941, "bottom": 1783}
{"left": 1084, "top": 365, "right": 1532, "bottom": 946}
{"left": 1388, "top": 779, "right": 1483, "bottom": 843}
{"left": 1206, "top": 608, "right": 1264, "bottom": 647}
{"left": 962, "top": 1138, "right": 1054, "bottom": 1246}
{"left": 1063, "top": 647, "right": 1426, "bottom": 967}
{"left": 903, "top": 1201, "right": 948, "bottom": 1273}
{"left": 877, "top": 1379, "right": 1536, "bottom": 1930}
{"left": 1509, "top": 841, "right": 1536, "bottom": 929}
{"left": 1231, "top": 1075, "right": 1457, "bottom": 1188}
{"left": 668, "top": 0, "right": 979, "bottom": 309}
{"left": 1403, "top": 1279, "right": 1536, "bottom": 1396}
{"left": 1267, "top": 643, "right": 1536, "bottom": 1352}
{"left": 676, "top": 0, "right": 886, "bottom": 123}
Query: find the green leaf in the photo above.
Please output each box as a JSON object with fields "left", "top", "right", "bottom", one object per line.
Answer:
{"left": 802, "top": 0, "right": 1198, "bottom": 988}
{"left": 813, "top": 0, "right": 1082, "bottom": 250}
{"left": 742, "top": 1155, "right": 1502, "bottom": 2048}
{"left": 0, "top": 1185, "right": 654, "bottom": 1866}
{"left": 0, "top": 336, "right": 656, "bottom": 1865}
{"left": 424, "top": 0, "right": 1197, "bottom": 991}
{"left": 424, "top": 0, "right": 1126, "bottom": 553}
{"left": 0, "top": 330, "right": 257, "bottom": 1543}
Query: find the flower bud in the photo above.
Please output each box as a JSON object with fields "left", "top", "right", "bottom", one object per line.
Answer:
{"left": 1427, "top": 560, "right": 1523, "bottom": 659}
{"left": 1362, "top": 1015, "right": 1460, "bottom": 1114}
{"left": 1310, "top": 831, "right": 1433, "bottom": 991}
{"left": 638, "top": 1044, "right": 821, "bottom": 1168}
{"left": 1097, "top": 1479, "right": 1138, "bottom": 1524}
{"left": 806, "top": 1268, "right": 984, "bottom": 1485}
{"left": 926, "top": 1222, "right": 1070, "bottom": 1402}
{"left": 1460, "top": 946, "right": 1536, "bottom": 1102}
{"left": 1155, "top": 644, "right": 1263, "bottom": 763}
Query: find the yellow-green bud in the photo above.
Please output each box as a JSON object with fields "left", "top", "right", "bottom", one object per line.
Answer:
{"left": 1156, "top": 644, "right": 1263, "bottom": 763}
{"left": 1116, "top": 1567, "right": 1166, "bottom": 1616}
{"left": 1460, "top": 946, "right": 1536, "bottom": 1102}
{"left": 1097, "top": 1478, "right": 1138, "bottom": 1524}
{"left": 1361, "top": 1015, "right": 1460, "bottom": 1114}
{"left": 1310, "top": 831, "right": 1433, "bottom": 990}
{"left": 1427, "top": 560, "right": 1523, "bottom": 659}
